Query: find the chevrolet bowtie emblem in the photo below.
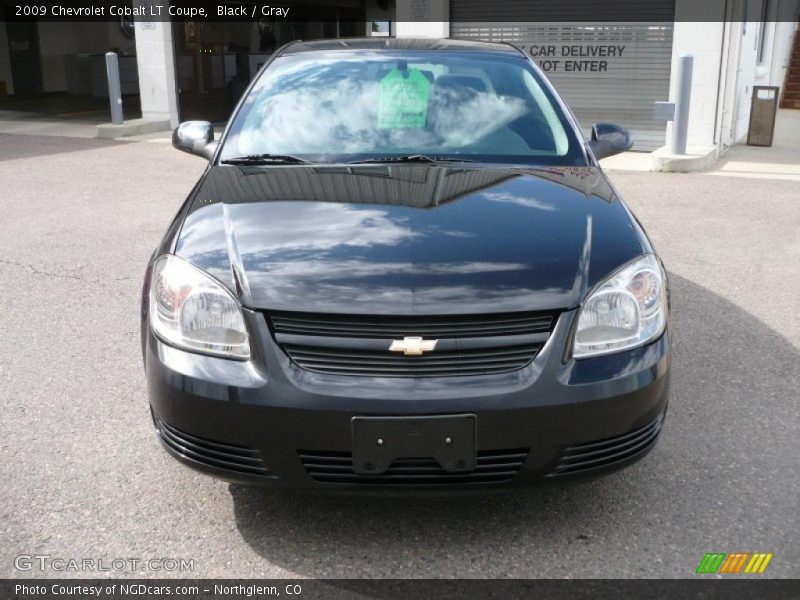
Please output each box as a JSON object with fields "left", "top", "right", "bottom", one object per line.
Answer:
{"left": 389, "top": 337, "right": 438, "bottom": 356}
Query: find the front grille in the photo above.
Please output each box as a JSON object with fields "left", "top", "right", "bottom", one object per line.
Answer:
{"left": 270, "top": 311, "right": 555, "bottom": 339}
{"left": 548, "top": 414, "right": 664, "bottom": 477}
{"left": 268, "top": 310, "right": 556, "bottom": 378}
{"left": 299, "top": 449, "right": 529, "bottom": 485}
{"left": 155, "top": 417, "right": 273, "bottom": 478}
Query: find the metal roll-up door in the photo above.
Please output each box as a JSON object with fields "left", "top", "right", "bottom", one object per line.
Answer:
{"left": 450, "top": 1, "right": 675, "bottom": 151}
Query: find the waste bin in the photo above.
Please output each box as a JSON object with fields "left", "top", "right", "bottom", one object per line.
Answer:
{"left": 747, "top": 86, "right": 779, "bottom": 147}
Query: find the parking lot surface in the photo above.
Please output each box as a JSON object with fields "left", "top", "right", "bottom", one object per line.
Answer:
{"left": 1, "top": 133, "right": 798, "bottom": 578}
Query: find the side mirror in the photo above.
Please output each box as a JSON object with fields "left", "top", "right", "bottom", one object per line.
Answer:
{"left": 589, "top": 122, "right": 633, "bottom": 160}
{"left": 172, "top": 121, "right": 217, "bottom": 159}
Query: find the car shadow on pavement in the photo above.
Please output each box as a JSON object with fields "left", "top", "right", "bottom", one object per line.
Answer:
{"left": 228, "top": 274, "right": 800, "bottom": 578}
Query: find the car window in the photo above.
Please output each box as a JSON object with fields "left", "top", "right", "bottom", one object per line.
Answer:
{"left": 221, "top": 50, "right": 586, "bottom": 166}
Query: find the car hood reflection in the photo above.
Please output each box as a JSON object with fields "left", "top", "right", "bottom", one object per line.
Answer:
{"left": 174, "top": 165, "right": 644, "bottom": 314}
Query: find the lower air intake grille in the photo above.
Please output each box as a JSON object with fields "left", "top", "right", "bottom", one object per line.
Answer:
{"left": 283, "top": 344, "right": 541, "bottom": 377}
{"left": 299, "top": 449, "right": 528, "bottom": 485}
{"left": 155, "top": 417, "right": 273, "bottom": 478}
{"left": 548, "top": 414, "right": 664, "bottom": 477}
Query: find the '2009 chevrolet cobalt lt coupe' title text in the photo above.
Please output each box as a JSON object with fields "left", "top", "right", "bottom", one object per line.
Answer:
{"left": 142, "top": 39, "right": 670, "bottom": 492}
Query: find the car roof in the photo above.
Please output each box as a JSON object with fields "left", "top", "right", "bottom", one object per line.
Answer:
{"left": 280, "top": 37, "right": 522, "bottom": 56}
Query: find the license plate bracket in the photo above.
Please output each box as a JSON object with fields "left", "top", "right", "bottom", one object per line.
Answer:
{"left": 352, "top": 414, "right": 476, "bottom": 475}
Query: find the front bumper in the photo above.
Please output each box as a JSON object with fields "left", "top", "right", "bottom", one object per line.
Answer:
{"left": 144, "top": 308, "right": 670, "bottom": 493}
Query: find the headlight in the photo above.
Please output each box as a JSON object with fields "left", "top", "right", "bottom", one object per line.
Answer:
{"left": 573, "top": 254, "right": 667, "bottom": 358}
{"left": 149, "top": 254, "right": 250, "bottom": 359}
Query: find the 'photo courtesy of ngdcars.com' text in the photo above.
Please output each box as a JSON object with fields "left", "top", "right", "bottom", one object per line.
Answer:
{"left": 0, "top": 0, "right": 799, "bottom": 598}
{"left": 14, "top": 583, "right": 303, "bottom": 597}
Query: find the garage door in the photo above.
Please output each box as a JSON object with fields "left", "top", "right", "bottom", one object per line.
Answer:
{"left": 450, "top": 2, "right": 675, "bottom": 151}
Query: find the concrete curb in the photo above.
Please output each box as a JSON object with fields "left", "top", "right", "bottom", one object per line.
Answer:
{"left": 96, "top": 118, "right": 171, "bottom": 139}
{"left": 650, "top": 145, "right": 718, "bottom": 172}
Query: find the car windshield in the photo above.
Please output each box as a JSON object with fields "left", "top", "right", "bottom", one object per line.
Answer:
{"left": 220, "top": 50, "right": 587, "bottom": 166}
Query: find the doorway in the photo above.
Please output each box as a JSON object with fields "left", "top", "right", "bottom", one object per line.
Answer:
{"left": 6, "top": 21, "right": 43, "bottom": 96}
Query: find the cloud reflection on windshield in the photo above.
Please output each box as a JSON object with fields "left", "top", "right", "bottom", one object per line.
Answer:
{"left": 234, "top": 80, "right": 528, "bottom": 155}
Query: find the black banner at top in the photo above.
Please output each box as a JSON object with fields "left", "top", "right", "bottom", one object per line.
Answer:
{"left": 0, "top": 0, "right": 791, "bottom": 23}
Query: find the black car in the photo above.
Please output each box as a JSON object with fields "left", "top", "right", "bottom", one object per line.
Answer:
{"left": 142, "top": 38, "right": 670, "bottom": 492}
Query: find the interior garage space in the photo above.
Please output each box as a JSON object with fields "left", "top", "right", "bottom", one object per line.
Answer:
{"left": 173, "top": 8, "right": 365, "bottom": 122}
{"left": 0, "top": 21, "right": 142, "bottom": 122}
{"left": 0, "top": 0, "right": 383, "bottom": 128}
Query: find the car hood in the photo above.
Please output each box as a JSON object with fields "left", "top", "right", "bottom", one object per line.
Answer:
{"left": 173, "top": 165, "right": 645, "bottom": 314}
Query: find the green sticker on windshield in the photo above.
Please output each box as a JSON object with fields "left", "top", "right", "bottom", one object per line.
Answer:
{"left": 378, "top": 68, "right": 431, "bottom": 129}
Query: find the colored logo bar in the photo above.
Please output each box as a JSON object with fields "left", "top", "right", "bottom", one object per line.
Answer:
{"left": 696, "top": 552, "right": 773, "bottom": 574}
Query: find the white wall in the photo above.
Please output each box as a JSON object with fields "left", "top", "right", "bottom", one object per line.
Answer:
{"left": 668, "top": 10, "right": 727, "bottom": 149}
{"left": 755, "top": 20, "right": 779, "bottom": 86}
{"left": 0, "top": 21, "right": 13, "bottom": 95}
{"left": 769, "top": 20, "right": 798, "bottom": 86}
{"left": 134, "top": 21, "right": 178, "bottom": 126}
{"left": 395, "top": 22, "right": 450, "bottom": 38}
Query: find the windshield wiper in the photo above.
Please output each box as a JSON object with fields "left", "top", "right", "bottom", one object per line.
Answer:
{"left": 221, "top": 154, "right": 313, "bottom": 165}
{"left": 348, "top": 155, "right": 477, "bottom": 165}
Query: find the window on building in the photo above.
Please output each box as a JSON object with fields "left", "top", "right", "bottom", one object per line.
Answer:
{"left": 370, "top": 21, "right": 392, "bottom": 37}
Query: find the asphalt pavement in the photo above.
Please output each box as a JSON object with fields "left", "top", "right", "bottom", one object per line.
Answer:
{"left": 1, "top": 132, "right": 798, "bottom": 578}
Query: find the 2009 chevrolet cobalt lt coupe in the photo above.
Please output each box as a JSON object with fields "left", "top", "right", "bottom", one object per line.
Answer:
{"left": 142, "top": 39, "right": 670, "bottom": 492}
